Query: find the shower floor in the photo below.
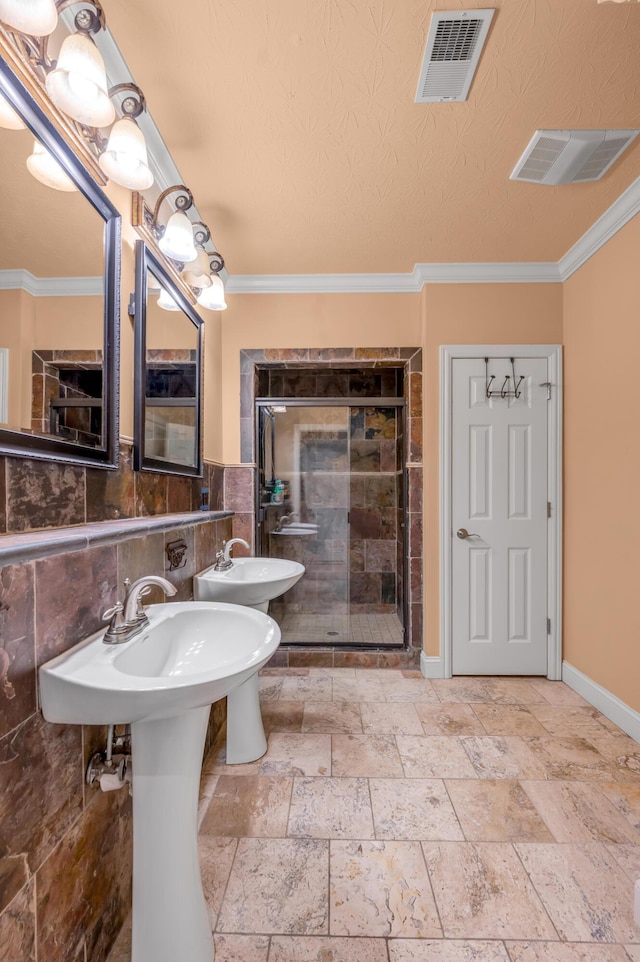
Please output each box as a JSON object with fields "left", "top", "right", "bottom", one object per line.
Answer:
{"left": 277, "top": 611, "right": 404, "bottom": 647}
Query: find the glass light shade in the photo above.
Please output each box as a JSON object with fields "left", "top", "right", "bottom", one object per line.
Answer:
{"left": 26, "top": 140, "right": 77, "bottom": 192}
{"left": 98, "top": 117, "right": 154, "bottom": 190}
{"left": 157, "top": 287, "right": 181, "bottom": 311}
{"left": 147, "top": 271, "right": 161, "bottom": 293}
{"left": 182, "top": 249, "right": 212, "bottom": 288}
{"left": 0, "top": 0, "right": 57, "bottom": 35}
{"left": 197, "top": 274, "right": 227, "bottom": 311}
{"left": 0, "top": 92, "right": 25, "bottom": 129}
{"left": 158, "top": 210, "right": 198, "bottom": 262}
{"left": 45, "top": 32, "right": 115, "bottom": 127}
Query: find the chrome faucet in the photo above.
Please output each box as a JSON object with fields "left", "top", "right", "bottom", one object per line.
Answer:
{"left": 102, "top": 576, "right": 177, "bottom": 644}
{"left": 214, "top": 538, "right": 250, "bottom": 571}
{"left": 275, "top": 513, "right": 296, "bottom": 532}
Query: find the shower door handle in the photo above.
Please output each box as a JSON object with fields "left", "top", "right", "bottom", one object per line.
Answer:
{"left": 456, "top": 528, "right": 480, "bottom": 540}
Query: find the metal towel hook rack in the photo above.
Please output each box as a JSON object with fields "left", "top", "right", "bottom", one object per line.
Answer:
{"left": 485, "top": 356, "right": 525, "bottom": 400}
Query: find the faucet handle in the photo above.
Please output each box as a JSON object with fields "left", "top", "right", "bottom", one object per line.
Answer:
{"left": 102, "top": 602, "right": 124, "bottom": 623}
{"left": 102, "top": 602, "right": 128, "bottom": 642}
{"left": 134, "top": 586, "right": 153, "bottom": 623}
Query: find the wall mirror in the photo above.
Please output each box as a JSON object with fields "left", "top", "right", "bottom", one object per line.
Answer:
{"left": 133, "top": 241, "right": 203, "bottom": 477}
{"left": 0, "top": 57, "right": 120, "bottom": 467}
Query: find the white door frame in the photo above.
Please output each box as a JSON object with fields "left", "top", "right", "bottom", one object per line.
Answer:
{"left": 438, "top": 345, "right": 563, "bottom": 680}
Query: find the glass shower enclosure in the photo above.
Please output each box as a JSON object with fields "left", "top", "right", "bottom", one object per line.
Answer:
{"left": 256, "top": 401, "right": 405, "bottom": 648}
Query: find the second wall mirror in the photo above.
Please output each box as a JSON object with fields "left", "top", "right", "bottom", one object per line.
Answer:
{"left": 133, "top": 241, "right": 203, "bottom": 477}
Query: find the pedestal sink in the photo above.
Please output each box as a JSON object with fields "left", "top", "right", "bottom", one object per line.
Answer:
{"left": 39, "top": 601, "right": 280, "bottom": 962}
{"left": 194, "top": 556, "right": 305, "bottom": 613}
{"left": 194, "top": 557, "right": 304, "bottom": 763}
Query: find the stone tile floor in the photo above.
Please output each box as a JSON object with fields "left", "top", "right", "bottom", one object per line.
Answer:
{"left": 108, "top": 668, "right": 640, "bottom": 961}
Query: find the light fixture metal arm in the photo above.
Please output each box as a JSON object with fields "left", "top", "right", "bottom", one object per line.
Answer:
{"left": 108, "top": 81, "right": 147, "bottom": 119}
{"left": 55, "top": 0, "right": 106, "bottom": 34}
{"left": 152, "top": 184, "right": 194, "bottom": 226}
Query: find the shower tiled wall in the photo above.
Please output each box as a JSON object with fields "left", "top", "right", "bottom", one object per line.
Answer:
{"left": 232, "top": 347, "right": 423, "bottom": 668}
{"left": 349, "top": 406, "right": 399, "bottom": 614}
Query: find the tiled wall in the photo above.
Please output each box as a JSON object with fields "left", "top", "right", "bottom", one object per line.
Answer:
{"left": 349, "top": 406, "right": 399, "bottom": 614}
{"left": 0, "top": 443, "right": 232, "bottom": 962}
{"left": 0, "top": 441, "right": 224, "bottom": 534}
{"left": 31, "top": 350, "right": 104, "bottom": 446}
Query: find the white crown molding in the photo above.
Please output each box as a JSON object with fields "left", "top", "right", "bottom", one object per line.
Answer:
{"left": 558, "top": 174, "right": 640, "bottom": 281}
{"left": 226, "top": 272, "right": 420, "bottom": 294}
{"left": 226, "top": 262, "right": 561, "bottom": 294}
{"left": 414, "top": 262, "right": 561, "bottom": 284}
{"left": 226, "top": 176, "right": 640, "bottom": 293}
{"left": 0, "top": 269, "right": 103, "bottom": 297}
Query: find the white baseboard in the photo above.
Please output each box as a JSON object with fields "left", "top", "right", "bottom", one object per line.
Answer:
{"left": 420, "top": 652, "right": 445, "bottom": 679}
{"left": 562, "top": 661, "right": 640, "bottom": 743}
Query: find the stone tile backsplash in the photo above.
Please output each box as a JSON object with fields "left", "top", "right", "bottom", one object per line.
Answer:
{"left": 0, "top": 441, "right": 220, "bottom": 535}
{"left": 0, "top": 446, "right": 233, "bottom": 962}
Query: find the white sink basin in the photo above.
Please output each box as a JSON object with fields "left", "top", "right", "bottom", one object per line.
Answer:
{"left": 39, "top": 601, "right": 281, "bottom": 725}
{"left": 271, "top": 526, "right": 317, "bottom": 536}
{"left": 40, "top": 598, "right": 281, "bottom": 962}
{"left": 194, "top": 556, "right": 305, "bottom": 607}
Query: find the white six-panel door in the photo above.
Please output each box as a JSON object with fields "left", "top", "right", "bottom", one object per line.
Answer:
{"left": 451, "top": 356, "right": 549, "bottom": 675}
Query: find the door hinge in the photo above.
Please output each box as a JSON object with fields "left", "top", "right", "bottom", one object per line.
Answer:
{"left": 547, "top": 617, "right": 551, "bottom": 635}
{"left": 540, "top": 381, "right": 552, "bottom": 401}
{"left": 547, "top": 501, "right": 551, "bottom": 519}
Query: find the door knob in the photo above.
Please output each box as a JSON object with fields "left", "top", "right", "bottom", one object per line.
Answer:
{"left": 456, "top": 528, "right": 480, "bottom": 540}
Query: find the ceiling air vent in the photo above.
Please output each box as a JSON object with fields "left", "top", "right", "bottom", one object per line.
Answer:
{"left": 510, "top": 129, "right": 640, "bottom": 185}
{"left": 415, "top": 9, "right": 495, "bottom": 103}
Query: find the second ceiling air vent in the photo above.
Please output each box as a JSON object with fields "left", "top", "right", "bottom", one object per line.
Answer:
{"left": 415, "top": 9, "right": 495, "bottom": 103}
{"left": 510, "top": 129, "right": 640, "bottom": 184}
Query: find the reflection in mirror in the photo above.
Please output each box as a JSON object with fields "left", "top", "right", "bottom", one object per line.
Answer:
{"left": 0, "top": 58, "right": 120, "bottom": 467}
{"left": 134, "top": 241, "right": 203, "bottom": 477}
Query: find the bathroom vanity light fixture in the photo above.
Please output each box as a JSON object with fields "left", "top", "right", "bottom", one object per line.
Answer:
{"left": 151, "top": 184, "right": 198, "bottom": 263}
{"left": 0, "top": 88, "right": 24, "bottom": 128}
{"left": 45, "top": 6, "right": 114, "bottom": 127}
{"left": 26, "top": 137, "right": 77, "bottom": 190}
{"left": 98, "top": 83, "right": 153, "bottom": 190}
{"left": 182, "top": 222, "right": 213, "bottom": 288}
{"left": 0, "top": 0, "right": 58, "bottom": 36}
{"left": 0, "top": 1, "right": 154, "bottom": 191}
{"left": 196, "top": 253, "right": 227, "bottom": 311}
{"left": 157, "top": 286, "right": 182, "bottom": 311}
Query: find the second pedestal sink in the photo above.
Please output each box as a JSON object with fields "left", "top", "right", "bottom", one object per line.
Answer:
{"left": 39, "top": 600, "right": 280, "bottom": 962}
{"left": 194, "top": 556, "right": 305, "bottom": 612}
{"left": 194, "top": 556, "right": 304, "bottom": 765}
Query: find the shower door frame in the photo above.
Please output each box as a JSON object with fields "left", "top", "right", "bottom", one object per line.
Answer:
{"left": 255, "top": 397, "right": 409, "bottom": 650}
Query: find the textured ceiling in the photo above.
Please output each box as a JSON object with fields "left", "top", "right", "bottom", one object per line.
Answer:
{"left": 76, "top": 2, "right": 640, "bottom": 273}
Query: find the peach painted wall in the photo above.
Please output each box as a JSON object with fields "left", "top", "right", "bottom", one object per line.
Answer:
{"left": 563, "top": 214, "right": 640, "bottom": 713}
{"left": 219, "top": 292, "right": 422, "bottom": 463}
{"left": 0, "top": 288, "right": 35, "bottom": 430}
{"left": 33, "top": 294, "right": 102, "bottom": 347}
{"left": 421, "top": 283, "right": 564, "bottom": 656}
{"left": 202, "top": 311, "right": 223, "bottom": 464}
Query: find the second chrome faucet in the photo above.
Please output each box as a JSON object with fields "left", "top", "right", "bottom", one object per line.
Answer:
{"left": 213, "top": 538, "right": 250, "bottom": 571}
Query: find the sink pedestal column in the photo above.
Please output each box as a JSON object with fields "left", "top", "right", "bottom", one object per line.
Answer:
{"left": 226, "top": 673, "right": 267, "bottom": 764}
{"left": 226, "top": 600, "right": 269, "bottom": 764}
{"left": 131, "top": 706, "right": 213, "bottom": 962}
